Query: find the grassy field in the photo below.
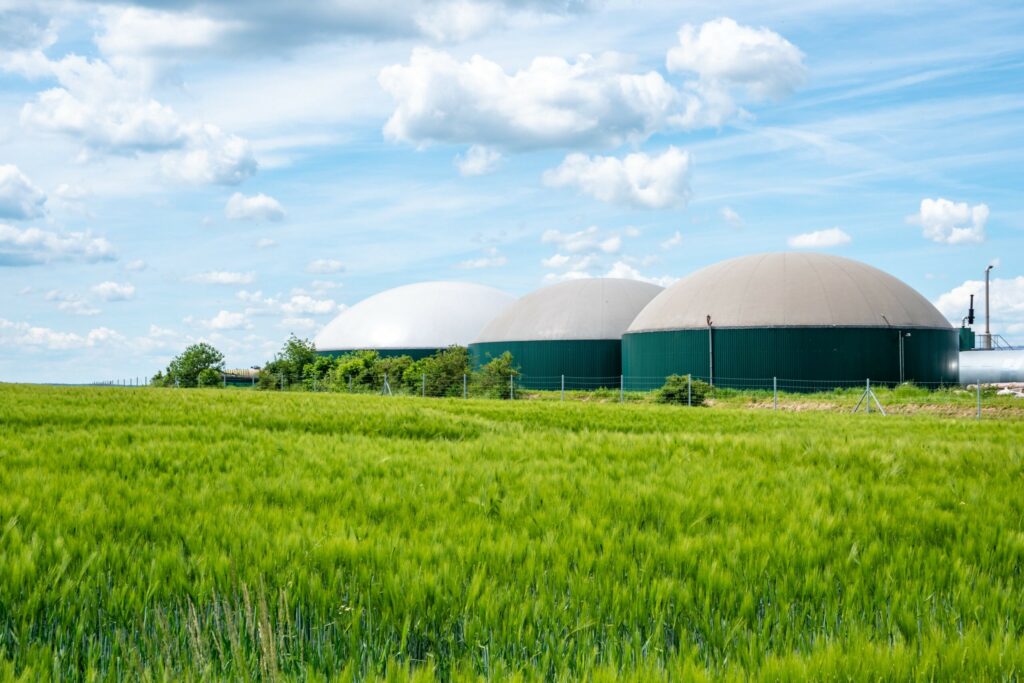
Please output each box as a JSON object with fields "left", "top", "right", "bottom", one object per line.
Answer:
{"left": 1, "top": 384, "right": 1022, "bottom": 681}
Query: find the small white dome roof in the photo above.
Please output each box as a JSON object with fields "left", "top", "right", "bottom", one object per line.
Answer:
{"left": 628, "top": 252, "right": 951, "bottom": 332}
{"left": 474, "top": 278, "right": 663, "bottom": 343}
{"left": 315, "top": 281, "right": 515, "bottom": 351}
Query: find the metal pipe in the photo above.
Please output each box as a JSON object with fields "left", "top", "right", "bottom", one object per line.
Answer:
{"left": 707, "top": 315, "right": 714, "bottom": 387}
{"left": 985, "top": 264, "right": 994, "bottom": 349}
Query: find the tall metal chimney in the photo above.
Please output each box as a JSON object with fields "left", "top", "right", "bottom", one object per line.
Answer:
{"left": 985, "top": 264, "right": 994, "bottom": 349}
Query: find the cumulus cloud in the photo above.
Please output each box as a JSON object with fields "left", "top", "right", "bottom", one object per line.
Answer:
{"left": 542, "top": 253, "right": 570, "bottom": 268}
{"left": 666, "top": 17, "right": 806, "bottom": 128}
{"left": 660, "top": 231, "right": 683, "bottom": 249}
{"left": 543, "top": 147, "right": 691, "bottom": 208}
{"left": 604, "top": 261, "right": 676, "bottom": 287}
{"left": 225, "top": 192, "right": 286, "bottom": 221}
{"left": 455, "top": 145, "right": 503, "bottom": 176}
{"left": 0, "top": 165, "right": 46, "bottom": 219}
{"left": 279, "top": 316, "right": 319, "bottom": 332}
{"left": 306, "top": 258, "right": 345, "bottom": 274}
{"left": 0, "top": 318, "right": 123, "bottom": 350}
{"left": 380, "top": 48, "right": 680, "bottom": 149}
{"left": 124, "top": 259, "right": 147, "bottom": 271}
{"left": 96, "top": 6, "right": 235, "bottom": 58}
{"left": 541, "top": 226, "right": 619, "bottom": 253}
{"left": 379, "top": 19, "right": 803, "bottom": 151}
{"left": 204, "top": 310, "right": 250, "bottom": 330}
{"left": 787, "top": 227, "right": 852, "bottom": 249}
{"left": 457, "top": 247, "right": 507, "bottom": 269}
{"left": 17, "top": 54, "right": 257, "bottom": 185}
{"left": 909, "top": 198, "right": 988, "bottom": 245}
{"left": 45, "top": 290, "right": 101, "bottom": 316}
{"left": 92, "top": 281, "right": 135, "bottom": 301}
{"left": 934, "top": 276, "right": 1024, "bottom": 334}
{"left": 188, "top": 270, "right": 255, "bottom": 285}
{"left": 721, "top": 206, "right": 743, "bottom": 228}
{"left": 280, "top": 294, "right": 337, "bottom": 315}
{"left": 0, "top": 224, "right": 116, "bottom": 266}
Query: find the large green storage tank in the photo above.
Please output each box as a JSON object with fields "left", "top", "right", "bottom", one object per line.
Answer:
{"left": 314, "top": 281, "right": 515, "bottom": 359}
{"left": 470, "top": 278, "right": 662, "bottom": 389}
{"left": 622, "top": 253, "right": 958, "bottom": 390}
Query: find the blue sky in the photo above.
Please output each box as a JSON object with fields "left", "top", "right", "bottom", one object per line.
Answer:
{"left": 0, "top": 0, "right": 1021, "bottom": 383}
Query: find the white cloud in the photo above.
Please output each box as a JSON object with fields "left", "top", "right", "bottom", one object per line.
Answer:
{"left": 188, "top": 270, "right": 255, "bottom": 285}
{"left": 279, "top": 316, "right": 318, "bottom": 331}
{"left": 666, "top": 17, "right": 806, "bottom": 128}
{"left": 457, "top": 247, "right": 507, "bottom": 269}
{"left": 96, "top": 6, "right": 235, "bottom": 58}
{"left": 934, "top": 276, "right": 1024, "bottom": 333}
{"left": 92, "top": 281, "right": 135, "bottom": 301}
{"left": 380, "top": 48, "right": 680, "bottom": 149}
{"left": 281, "top": 294, "right": 337, "bottom": 315}
{"left": 124, "top": 259, "right": 147, "bottom": 271}
{"left": 0, "top": 318, "right": 123, "bottom": 350}
{"left": 542, "top": 253, "right": 570, "bottom": 268}
{"left": 0, "top": 224, "right": 116, "bottom": 266}
{"left": 541, "top": 226, "right": 602, "bottom": 253}
{"left": 455, "top": 145, "right": 502, "bottom": 176}
{"left": 787, "top": 227, "right": 852, "bottom": 249}
{"left": 225, "top": 192, "right": 286, "bottom": 221}
{"left": 0, "top": 165, "right": 46, "bottom": 219}
{"left": 599, "top": 236, "right": 622, "bottom": 253}
{"left": 17, "top": 54, "right": 257, "bottom": 185}
{"left": 205, "top": 310, "right": 249, "bottom": 330}
{"left": 256, "top": 238, "right": 277, "bottom": 249}
{"left": 909, "top": 198, "right": 988, "bottom": 245}
{"left": 543, "top": 147, "right": 691, "bottom": 208}
{"left": 310, "top": 279, "right": 341, "bottom": 292}
{"left": 306, "top": 258, "right": 345, "bottom": 274}
{"left": 721, "top": 206, "right": 743, "bottom": 228}
{"left": 45, "top": 290, "right": 101, "bottom": 316}
{"left": 660, "top": 231, "right": 682, "bottom": 249}
{"left": 604, "top": 260, "right": 676, "bottom": 287}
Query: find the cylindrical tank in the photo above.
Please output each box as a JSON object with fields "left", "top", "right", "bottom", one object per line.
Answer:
{"left": 959, "top": 350, "right": 1024, "bottom": 384}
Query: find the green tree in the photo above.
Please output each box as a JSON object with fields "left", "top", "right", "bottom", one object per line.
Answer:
{"left": 325, "top": 350, "right": 413, "bottom": 392}
{"left": 197, "top": 368, "right": 223, "bottom": 388}
{"left": 163, "top": 343, "right": 225, "bottom": 388}
{"left": 257, "top": 335, "right": 318, "bottom": 390}
{"left": 473, "top": 351, "right": 519, "bottom": 399}
{"left": 404, "top": 346, "right": 471, "bottom": 397}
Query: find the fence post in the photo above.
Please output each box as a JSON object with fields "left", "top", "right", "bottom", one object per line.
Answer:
{"left": 866, "top": 378, "right": 871, "bottom": 414}
{"left": 422, "top": 373, "right": 426, "bottom": 398}
{"left": 463, "top": 374, "right": 467, "bottom": 399}
{"left": 977, "top": 382, "right": 982, "bottom": 420}
{"left": 561, "top": 374, "right": 565, "bottom": 401}
{"left": 687, "top": 374, "right": 692, "bottom": 407}
{"left": 620, "top": 375, "right": 624, "bottom": 402}
{"left": 510, "top": 373, "right": 514, "bottom": 400}
{"left": 773, "top": 376, "right": 778, "bottom": 411}
{"left": 348, "top": 375, "right": 352, "bottom": 392}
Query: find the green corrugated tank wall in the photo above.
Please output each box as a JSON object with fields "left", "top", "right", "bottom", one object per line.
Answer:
{"left": 958, "top": 327, "right": 976, "bottom": 351}
{"left": 622, "top": 327, "right": 959, "bottom": 391}
{"left": 317, "top": 348, "right": 439, "bottom": 361}
{"left": 470, "top": 340, "right": 622, "bottom": 389}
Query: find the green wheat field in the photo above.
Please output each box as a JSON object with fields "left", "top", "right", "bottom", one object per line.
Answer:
{"left": 1, "top": 384, "right": 1022, "bottom": 681}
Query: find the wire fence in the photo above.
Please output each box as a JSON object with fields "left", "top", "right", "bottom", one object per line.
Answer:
{"left": 88, "top": 371, "right": 1024, "bottom": 419}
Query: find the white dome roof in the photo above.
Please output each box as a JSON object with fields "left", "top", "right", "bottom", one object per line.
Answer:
{"left": 474, "top": 278, "right": 663, "bottom": 343}
{"left": 628, "top": 252, "right": 951, "bottom": 332}
{"left": 315, "top": 281, "right": 515, "bottom": 351}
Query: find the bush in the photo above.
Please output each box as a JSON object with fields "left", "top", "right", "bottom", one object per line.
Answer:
{"left": 257, "top": 336, "right": 318, "bottom": 390}
{"left": 403, "top": 346, "right": 471, "bottom": 397}
{"left": 161, "top": 343, "right": 225, "bottom": 388}
{"left": 325, "top": 351, "right": 413, "bottom": 393}
{"left": 473, "top": 352, "right": 519, "bottom": 399}
{"left": 197, "top": 368, "right": 223, "bottom": 388}
{"left": 656, "top": 374, "right": 710, "bottom": 406}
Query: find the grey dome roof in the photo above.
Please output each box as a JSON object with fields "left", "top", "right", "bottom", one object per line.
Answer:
{"left": 474, "top": 278, "right": 663, "bottom": 343}
{"left": 628, "top": 252, "right": 951, "bottom": 332}
{"left": 315, "top": 281, "right": 515, "bottom": 351}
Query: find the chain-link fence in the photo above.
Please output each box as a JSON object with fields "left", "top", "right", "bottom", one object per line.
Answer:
{"left": 91, "top": 371, "right": 1024, "bottom": 419}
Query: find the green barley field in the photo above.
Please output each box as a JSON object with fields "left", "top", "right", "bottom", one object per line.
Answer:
{"left": 1, "top": 384, "right": 1023, "bottom": 681}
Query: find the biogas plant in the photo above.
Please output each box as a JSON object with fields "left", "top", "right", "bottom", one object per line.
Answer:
{"left": 314, "top": 252, "right": 1023, "bottom": 388}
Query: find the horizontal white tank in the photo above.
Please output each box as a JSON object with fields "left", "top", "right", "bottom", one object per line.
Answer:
{"left": 959, "top": 350, "right": 1024, "bottom": 384}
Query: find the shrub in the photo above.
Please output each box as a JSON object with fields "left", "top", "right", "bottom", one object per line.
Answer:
{"left": 403, "top": 346, "right": 471, "bottom": 397}
{"left": 656, "top": 374, "right": 710, "bottom": 406}
{"left": 473, "top": 352, "right": 519, "bottom": 399}
{"left": 197, "top": 368, "right": 223, "bottom": 388}
{"left": 258, "top": 336, "right": 318, "bottom": 390}
{"left": 325, "top": 351, "right": 413, "bottom": 393}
